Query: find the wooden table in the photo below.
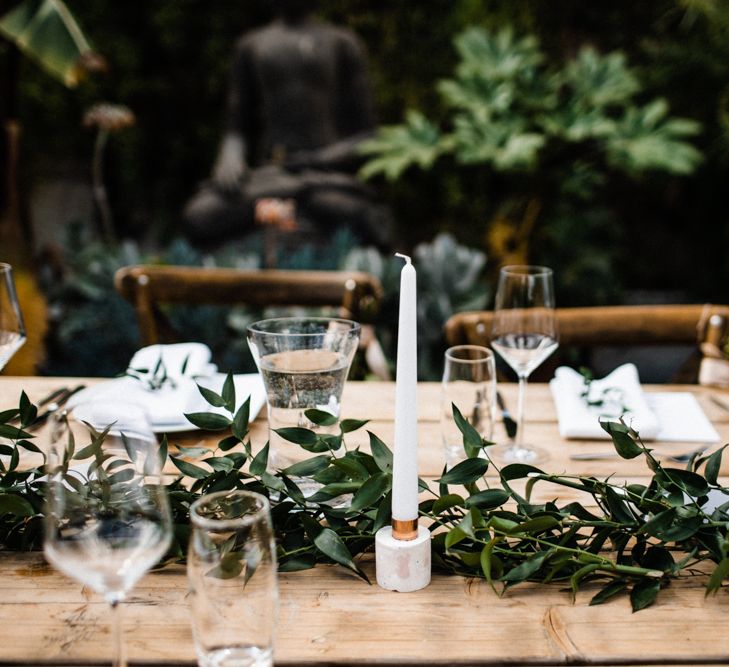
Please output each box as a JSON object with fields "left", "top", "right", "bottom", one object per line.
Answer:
{"left": 1, "top": 377, "right": 729, "bottom": 666}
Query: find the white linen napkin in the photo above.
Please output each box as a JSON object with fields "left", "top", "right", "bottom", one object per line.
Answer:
{"left": 645, "top": 392, "right": 720, "bottom": 443}
{"left": 128, "top": 342, "right": 217, "bottom": 379}
{"left": 69, "top": 373, "right": 266, "bottom": 431}
{"left": 72, "top": 342, "right": 217, "bottom": 425}
{"left": 67, "top": 343, "right": 226, "bottom": 428}
{"left": 68, "top": 376, "right": 207, "bottom": 426}
{"left": 550, "top": 363, "right": 660, "bottom": 440}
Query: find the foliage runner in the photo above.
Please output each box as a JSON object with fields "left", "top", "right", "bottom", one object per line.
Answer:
{"left": 1, "top": 376, "right": 727, "bottom": 612}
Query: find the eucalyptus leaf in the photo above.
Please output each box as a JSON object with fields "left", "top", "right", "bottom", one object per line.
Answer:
{"left": 511, "top": 516, "right": 561, "bottom": 534}
{"left": 705, "top": 557, "right": 729, "bottom": 595}
{"left": 368, "top": 431, "right": 393, "bottom": 472}
{"left": 197, "top": 385, "right": 227, "bottom": 408}
{"left": 465, "top": 489, "right": 509, "bottom": 510}
{"left": 204, "top": 456, "right": 235, "bottom": 473}
{"left": 500, "top": 551, "right": 551, "bottom": 583}
{"left": 217, "top": 435, "right": 241, "bottom": 452}
{"left": 19, "top": 391, "right": 37, "bottom": 427}
{"left": 605, "top": 487, "right": 637, "bottom": 525}
{"left": 639, "top": 509, "right": 676, "bottom": 538}
{"left": 158, "top": 435, "right": 168, "bottom": 470}
{"left": 499, "top": 463, "right": 545, "bottom": 481}
{"left": 0, "top": 408, "right": 19, "bottom": 422}
{"left": 171, "top": 457, "right": 210, "bottom": 479}
{"left": 221, "top": 372, "right": 236, "bottom": 413}
{"left": 641, "top": 546, "right": 674, "bottom": 572}
{"left": 232, "top": 398, "right": 251, "bottom": 440}
{"left": 279, "top": 555, "right": 316, "bottom": 572}
{"left": 304, "top": 409, "right": 338, "bottom": 427}
{"left": 331, "top": 455, "right": 370, "bottom": 480}
{"left": 590, "top": 579, "right": 628, "bottom": 606}
{"left": 661, "top": 468, "right": 709, "bottom": 497}
{"left": 308, "top": 481, "right": 361, "bottom": 502}
{"left": 349, "top": 472, "right": 391, "bottom": 512}
{"left": 660, "top": 516, "right": 702, "bottom": 542}
{"left": 703, "top": 444, "right": 727, "bottom": 487}
{"left": 340, "top": 418, "right": 369, "bottom": 433}
{"left": 275, "top": 427, "right": 319, "bottom": 447}
{"left": 433, "top": 493, "right": 465, "bottom": 514}
{"left": 600, "top": 420, "right": 644, "bottom": 459}
{"left": 249, "top": 444, "right": 269, "bottom": 476}
{"left": 282, "top": 455, "right": 331, "bottom": 478}
{"left": 452, "top": 403, "right": 483, "bottom": 458}
{"left": 313, "top": 528, "right": 367, "bottom": 580}
{"left": 0, "top": 425, "right": 32, "bottom": 440}
{"left": 437, "top": 458, "right": 489, "bottom": 485}
{"left": 373, "top": 491, "right": 392, "bottom": 532}
{"left": 207, "top": 552, "right": 243, "bottom": 580}
{"left": 185, "top": 412, "right": 231, "bottom": 431}
{"left": 630, "top": 579, "right": 660, "bottom": 612}
{"left": 0, "top": 493, "right": 35, "bottom": 517}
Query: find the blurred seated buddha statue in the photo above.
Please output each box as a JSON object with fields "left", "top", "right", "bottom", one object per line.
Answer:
{"left": 183, "top": 0, "right": 391, "bottom": 247}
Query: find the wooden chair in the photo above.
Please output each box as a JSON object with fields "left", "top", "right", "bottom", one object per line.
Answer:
{"left": 115, "top": 265, "right": 383, "bottom": 346}
{"left": 444, "top": 304, "right": 729, "bottom": 382}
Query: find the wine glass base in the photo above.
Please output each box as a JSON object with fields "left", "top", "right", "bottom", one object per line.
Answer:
{"left": 488, "top": 442, "right": 549, "bottom": 466}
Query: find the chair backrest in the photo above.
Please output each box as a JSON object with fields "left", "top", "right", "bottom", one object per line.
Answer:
{"left": 115, "top": 265, "right": 383, "bottom": 346}
{"left": 445, "top": 304, "right": 729, "bottom": 382}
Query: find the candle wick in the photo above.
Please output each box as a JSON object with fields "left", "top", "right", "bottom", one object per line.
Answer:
{"left": 395, "top": 252, "right": 412, "bottom": 264}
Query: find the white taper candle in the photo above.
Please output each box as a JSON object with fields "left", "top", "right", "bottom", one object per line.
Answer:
{"left": 391, "top": 253, "right": 419, "bottom": 525}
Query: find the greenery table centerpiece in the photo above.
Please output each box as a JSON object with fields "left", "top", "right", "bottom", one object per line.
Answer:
{"left": 0, "top": 378, "right": 727, "bottom": 612}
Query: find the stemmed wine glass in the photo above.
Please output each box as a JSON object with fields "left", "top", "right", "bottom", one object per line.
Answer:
{"left": 44, "top": 401, "right": 172, "bottom": 667}
{"left": 0, "top": 263, "right": 26, "bottom": 371}
{"left": 490, "top": 266, "right": 558, "bottom": 464}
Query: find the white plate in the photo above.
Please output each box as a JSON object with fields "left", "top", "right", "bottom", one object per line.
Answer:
{"left": 69, "top": 373, "right": 267, "bottom": 434}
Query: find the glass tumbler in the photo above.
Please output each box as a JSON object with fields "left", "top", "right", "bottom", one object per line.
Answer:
{"left": 188, "top": 490, "right": 278, "bottom": 667}
{"left": 441, "top": 345, "right": 496, "bottom": 464}
{"left": 247, "top": 317, "right": 360, "bottom": 468}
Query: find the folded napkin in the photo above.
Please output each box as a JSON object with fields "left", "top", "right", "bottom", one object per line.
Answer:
{"left": 69, "top": 376, "right": 208, "bottom": 426}
{"left": 550, "top": 364, "right": 660, "bottom": 440}
{"left": 128, "top": 342, "right": 217, "bottom": 379}
{"left": 69, "top": 343, "right": 217, "bottom": 427}
{"left": 645, "top": 392, "right": 720, "bottom": 443}
{"left": 68, "top": 343, "right": 270, "bottom": 431}
{"left": 69, "top": 373, "right": 267, "bottom": 431}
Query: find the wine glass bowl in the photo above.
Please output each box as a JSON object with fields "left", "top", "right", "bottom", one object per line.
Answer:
{"left": 441, "top": 345, "right": 496, "bottom": 464}
{"left": 490, "top": 266, "right": 558, "bottom": 464}
{"left": 0, "top": 263, "right": 26, "bottom": 371}
{"left": 44, "top": 402, "right": 172, "bottom": 667}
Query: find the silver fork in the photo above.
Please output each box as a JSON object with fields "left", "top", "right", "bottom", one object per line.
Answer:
{"left": 570, "top": 446, "right": 708, "bottom": 464}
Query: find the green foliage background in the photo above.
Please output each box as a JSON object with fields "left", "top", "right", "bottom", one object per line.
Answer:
{"left": 10, "top": 0, "right": 729, "bottom": 302}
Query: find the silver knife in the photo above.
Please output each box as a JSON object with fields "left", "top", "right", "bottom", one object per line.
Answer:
{"left": 496, "top": 391, "right": 518, "bottom": 440}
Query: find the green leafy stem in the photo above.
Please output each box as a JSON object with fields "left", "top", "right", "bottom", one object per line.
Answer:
{"left": 1, "top": 376, "right": 727, "bottom": 611}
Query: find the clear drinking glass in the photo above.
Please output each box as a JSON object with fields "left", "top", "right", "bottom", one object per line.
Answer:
{"left": 490, "top": 265, "right": 558, "bottom": 464}
{"left": 188, "top": 490, "right": 278, "bottom": 667}
{"left": 0, "top": 263, "right": 26, "bottom": 370}
{"left": 44, "top": 402, "right": 172, "bottom": 667}
{"left": 441, "top": 345, "right": 496, "bottom": 464}
{"left": 247, "top": 317, "right": 360, "bottom": 468}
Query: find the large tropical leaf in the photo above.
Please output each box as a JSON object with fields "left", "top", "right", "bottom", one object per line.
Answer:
{"left": 0, "top": 0, "right": 92, "bottom": 87}
{"left": 358, "top": 110, "right": 448, "bottom": 181}
{"left": 605, "top": 99, "right": 703, "bottom": 175}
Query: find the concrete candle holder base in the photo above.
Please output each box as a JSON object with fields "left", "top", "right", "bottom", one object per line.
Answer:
{"left": 375, "top": 525, "right": 431, "bottom": 592}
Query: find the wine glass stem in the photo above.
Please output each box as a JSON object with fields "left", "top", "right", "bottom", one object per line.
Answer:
{"left": 110, "top": 599, "right": 126, "bottom": 667}
{"left": 514, "top": 373, "right": 528, "bottom": 452}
